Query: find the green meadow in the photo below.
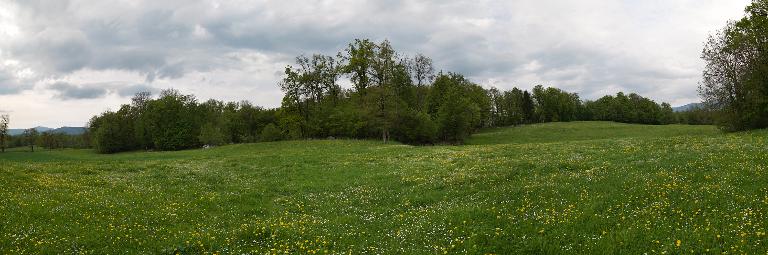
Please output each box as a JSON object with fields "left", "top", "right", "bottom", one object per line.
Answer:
{"left": 1, "top": 121, "right": 767, "bottom": 254}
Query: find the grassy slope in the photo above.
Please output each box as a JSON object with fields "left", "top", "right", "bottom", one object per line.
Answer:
{"left": 466, "top": 121, "right": 719, "bottom": 145}
{"left": 1, "top": 122, "right": 767, "bottom": 254}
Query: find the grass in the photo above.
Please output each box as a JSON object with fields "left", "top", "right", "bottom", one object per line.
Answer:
{"left": 466, "top": 121, "right": 720, "bottom": 145}
{"left": 1, "top": 121, "right": 767, "bottom": 254}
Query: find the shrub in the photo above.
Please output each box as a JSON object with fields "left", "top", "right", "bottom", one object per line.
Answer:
{"left": 260, "top": 123, "right": 282, "bottom": 142}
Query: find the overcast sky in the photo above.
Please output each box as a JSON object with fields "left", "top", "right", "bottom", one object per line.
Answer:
{"left": 0, "top": 0, "right": 752, "bottom": 128}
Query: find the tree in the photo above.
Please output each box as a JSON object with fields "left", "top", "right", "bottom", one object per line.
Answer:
{"left": 0, "top": 114, "right": 8, "bottom": 153}
{"left": 392, "top": 109, "right": 437, "bottom": 145}
{"left": 131, "top": 91, "right": 154, "bottom": 150}
{"left": 532, "top": 85, "right": 581, "bottom": 122}
{"left": 408, "top": 53, "right": 435, "bottom": 87}
{"left": 521, "top": 91, "right": 535, "bottom": 123}
{"left": 23, "top": 128, "right": 38, "bottom": 152}
{"left": 340, "top": 39, "right": 376, "bottom": 94}
{"left": 198, "top": 122, "right": 225, "bottom": 146}
{"left": 259, "top": 123, "right": 282, "bottom": 142}
{"left": 40, "top": 131, "right": 53, "bottom": 149}
{"left": 660, "top": 103, "right": 676, "bottom": 124}
{"left": 144, "top": 89, "right": 202, "bottom": 151}
{"left": 700, "top": 0, "right": 768, "bottom": 131}
{"left": 427, "top": 72, "right": 460, "bottom": 117}
{"left": 584, "top": 92, "right": 670, "bottom": 125}
{"left": 364, "top": 85, "right": 402, "bottom": 143}
{"left": 437, "top": 87, "right": 477, "bottom": 144}
{"left": 89, "top": 107, "right": 136, "bottom": 154}
{"left": 494, "top": 88, "right": 525, "bottom": 126}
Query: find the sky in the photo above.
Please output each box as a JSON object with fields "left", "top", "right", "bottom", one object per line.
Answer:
{"left": 0, "top": 0, "right": 753, "bottom": 128}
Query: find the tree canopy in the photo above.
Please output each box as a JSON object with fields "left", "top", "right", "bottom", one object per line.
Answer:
{"left": 700, "top": 0, "right": 768, "bottom": 131}
{"left": 85, "top": 38, "right": 691, "bottom": 153}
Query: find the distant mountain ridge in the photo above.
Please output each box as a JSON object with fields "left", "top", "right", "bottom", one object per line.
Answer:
{"left": 673, "top": 103, "right": 703, "bottom": 112}
{"left": 8, "top": 126, "right": 86, "bottom": 136}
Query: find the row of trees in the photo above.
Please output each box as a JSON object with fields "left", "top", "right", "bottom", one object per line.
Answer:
{"left": 0, "top": 127, "right": 90, "bottom": 152}
{"left": 585, "top": 92, "right": 676, "bottom": 125}
{"left": 700, "top": 0, "right": 768, "bottom": 131}
{"left": 672, "top": 107, "right": 716, "bottom": 125}
{"left": 88, "top": 90, "right": 280, "bottom": 153}
{"left": 87, "top": 39, "right": 706, "bottom": 154}
{"left": 274, "top": 39, "right": 491, "bottom": 145}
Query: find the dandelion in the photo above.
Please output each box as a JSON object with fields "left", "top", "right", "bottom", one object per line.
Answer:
{"left": 675, "top": 240, "right": 681, "bottom": 247}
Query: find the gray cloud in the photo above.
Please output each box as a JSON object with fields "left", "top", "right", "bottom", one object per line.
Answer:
{"left": 0, "top": 65, "right": 34, "bottom": 95}
{"left": 117, "top": 84, "right": 159, "bottom": 97}
{"left": 0, "top": 69, "right": 22, "bottom": 95}
{"left": 0, "top": 0, "right": 753, "bottom": 128}
{"left": 49, "top": 82, "right": 108, "bottom": 100}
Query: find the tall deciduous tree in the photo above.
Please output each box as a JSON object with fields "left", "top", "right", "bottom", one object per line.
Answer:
{"left": 144, "top": 89, "right": 202, "bottom": 151}
{"left": 700, "top": 0, "right": 768, "bottom": 131}
{"left": 521, "top": 91, "right": 535, "bottom": 123}
{"left": 409, "top": 53, "right": 435, "bottom": 87}
{"left": 340, "top": 39, "right": 376, "bottom": 94}
{"left": 23, "top": 128, "right": 38, "bottom": 152}
{"left": 131, "top": 91, "right": 154, "bottom": 150}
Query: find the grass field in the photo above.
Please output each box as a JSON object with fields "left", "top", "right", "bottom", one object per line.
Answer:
{"left": 1, "top": 121, "right": 767, "bottom": 254}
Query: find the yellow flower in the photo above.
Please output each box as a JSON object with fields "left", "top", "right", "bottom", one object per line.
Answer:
{"left": 675, "top": 240, "right": 681, "bottom": 247}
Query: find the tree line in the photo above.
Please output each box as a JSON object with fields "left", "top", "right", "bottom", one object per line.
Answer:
{"left": 0, "top": 128, "right": 91, "bottom": 153}
{"left": 82, "top": 39, "right": 707, "bottom": 154}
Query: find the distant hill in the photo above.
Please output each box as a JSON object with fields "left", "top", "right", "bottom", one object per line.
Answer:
{"left": 673, "top": 103, "right": 703, "bottom": 112}
{"left": 7, "top": 126, "right": 86, "bottom": 136}
{"left": 52, "top": 126, "right": 87, "bottom": 135}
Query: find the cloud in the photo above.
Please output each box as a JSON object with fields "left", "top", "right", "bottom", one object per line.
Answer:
{"left": 117, "top": 84, "right": 159, "bottom": 97}
{"left": 0, "top": 68, "right": 24, "bottom": 95}
{"left": 0, "top": 60, "right": 35, "bottom": 95}
{"left": 0, "top": 0, "right": 754, "bottom": 128}
{"left": 48, "top": 82, "right": 108, "bottom": 100}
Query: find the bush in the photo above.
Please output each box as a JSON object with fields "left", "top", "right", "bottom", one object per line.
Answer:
{"left": 392, "top": 110, "right": 437, "bottom": 145}
{"left": 91, "top": 110, "right": 135, "bottom": 154}
{"left": 260, "top": 123, "right": 282, "bottom": 142}
{"left": 198, "top": 123, "right": 225, "bottom": 146}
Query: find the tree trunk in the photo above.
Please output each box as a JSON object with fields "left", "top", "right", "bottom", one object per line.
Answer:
{"left": 382, "top": 129, "right": 387, "bottom": 143}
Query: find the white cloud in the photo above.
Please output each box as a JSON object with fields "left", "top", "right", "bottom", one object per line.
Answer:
{"left": 0, "top": 0, "right": 753, "bottom": 128}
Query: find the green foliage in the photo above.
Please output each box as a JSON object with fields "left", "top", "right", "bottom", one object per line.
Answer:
{"left": 700, "top": 0, "right": 768, "bottom": 131}
{"left": 584, "top": 92, "right": 671, "bottom": 125}
{"left": 90, "top": 108, "right": 135, "bottom": 154}
{"left": 532, "top": 85, "right": 582, "bottom": 122}
{"left": 198, "top": 123, "right": 225, "bottom": 146}
{"left": 21, "top": 128, "right": 39, "bottom": 152}
{"left": 276, "top": 110, "right": 304, "bottom": 140}
{"left": 259, "top": 123, "right": 282, "bottom": 142}
{"left": 340, "top": 39, "right": 376, "bottom": 93}
{"left": 89, "top": 89, "right": 281, "bottom": 153}
{"left": 144, "top": 90, "right": 202, "bottom": 151}
{"left": 38, "top": 131, "right": 88, "bottom": 149}
{"left": 85, "top": 38, "right": 691, "bottom": 151}
{"left": 392, "top": 110, "right": 437, "bottom": 144}
{"left": 436, "top": 87, "right": 477, "bottom": 144}
{"left": 673, "top": 107, "right": 716, "bottom": 125}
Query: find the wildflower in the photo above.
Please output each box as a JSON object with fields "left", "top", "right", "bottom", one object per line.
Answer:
{"left": 675, "top": 240, "right": 681, "bottom": 247}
